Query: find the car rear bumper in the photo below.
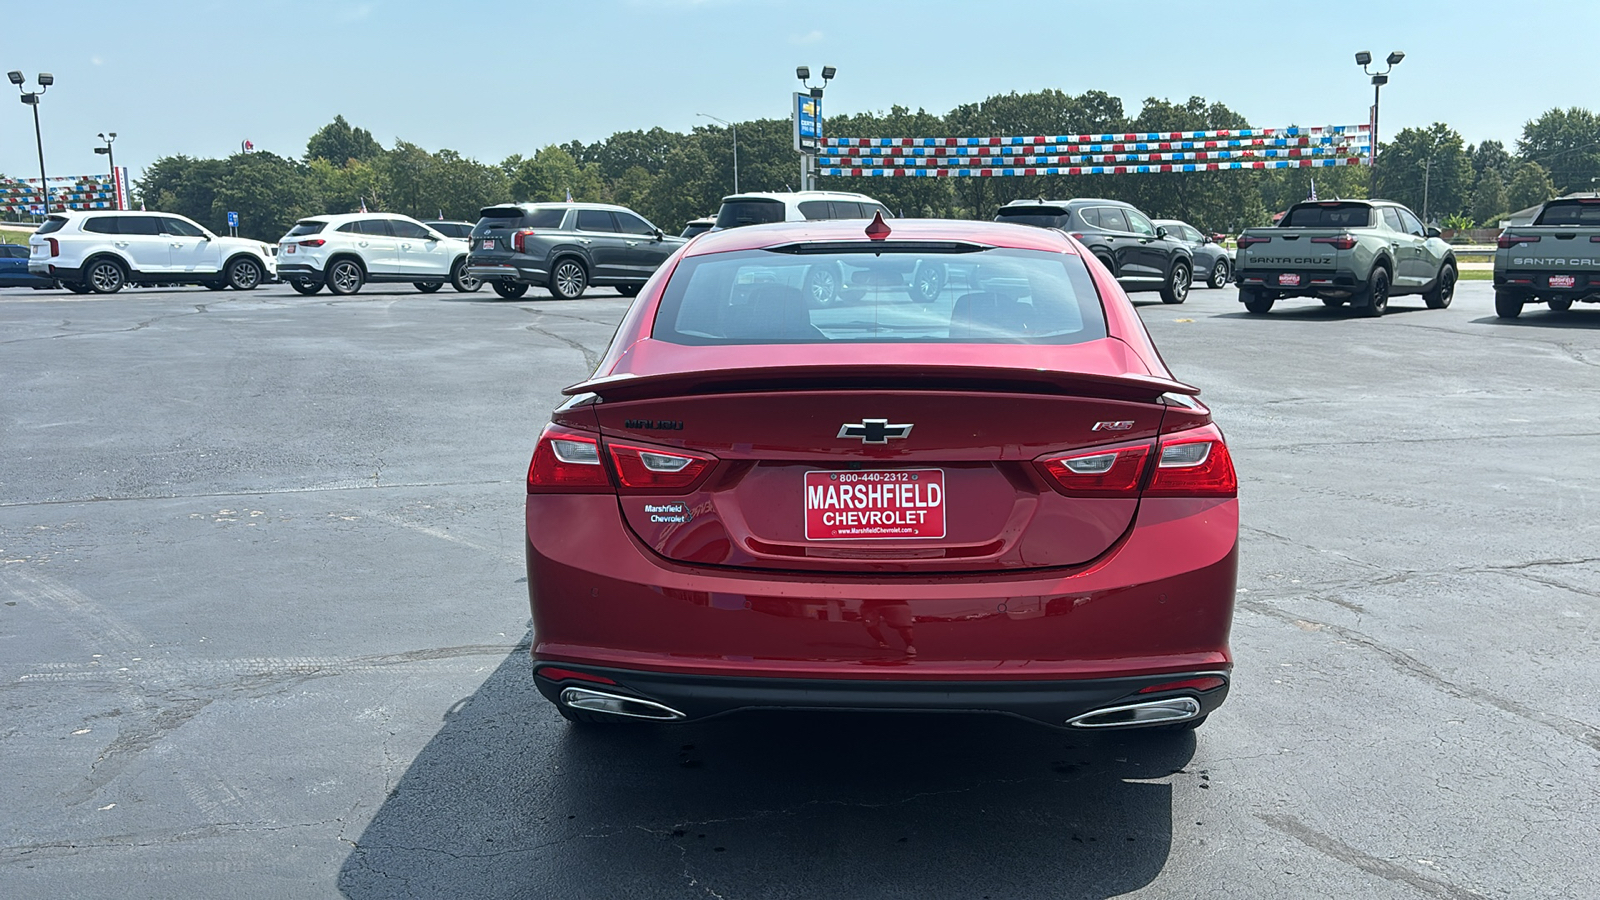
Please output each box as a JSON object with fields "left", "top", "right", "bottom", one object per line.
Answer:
{"left": 276, "top": 263, "right": 323, "bottom": 281}
{"left": 1495, "top": 272, "right": 1600, "bottom": 297}
{"left": 525, "top": 493, "right": 1238, "bottom": 723}
{"left": 534, "top": 663, "right": 1230, "bottom": 728}
{"left": 1236, "top": 269, "right": 1358, "bottom": 296}
{"left": 468, "top": 258, "right": 548, "bottom": 286}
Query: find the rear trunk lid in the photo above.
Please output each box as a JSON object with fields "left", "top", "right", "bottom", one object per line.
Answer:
{"left": 470, "top": 205, "right": 567, "bottom": 257}
{"left": 572, "top": 340, "right": 1187, "bottom": 573}
{"left": 1496, "top": 199, "right": 1600, "bottom": 286}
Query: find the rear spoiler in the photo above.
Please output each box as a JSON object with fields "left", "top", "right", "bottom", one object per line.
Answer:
{"left": 565, "top": 364, "right": 1199, "bottom": 403}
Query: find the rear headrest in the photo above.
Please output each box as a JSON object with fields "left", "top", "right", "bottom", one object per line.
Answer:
{"left": 949, "top": 291, "right": 1033, "bottom": 340}
{"left": 719, "top": 285, "right": 823, "bottom": 341}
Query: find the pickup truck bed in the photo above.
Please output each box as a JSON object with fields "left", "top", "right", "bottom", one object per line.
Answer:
{"left": 1491, "top": 197, "right": 1600, "bottom": 318}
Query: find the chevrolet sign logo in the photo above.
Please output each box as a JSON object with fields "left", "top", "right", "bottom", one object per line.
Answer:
{"left": 838, "top": 419, "right": 914, "bottom": 444}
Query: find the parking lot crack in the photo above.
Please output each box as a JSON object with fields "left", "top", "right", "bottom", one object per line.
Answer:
{"left": 520, "top": 319, "right": 602, "bottom": 373}
{"left": 1258, "top": 813, "right": 1492, "bottom": 899}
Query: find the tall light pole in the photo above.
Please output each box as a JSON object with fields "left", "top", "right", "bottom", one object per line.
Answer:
{"left": 796, "top": 65, "right": 835, "bottom": 190}
{"left": 8, "top": 71, "right": 54, "bottom": 218}
{"left": 95, "top": 132, "right": 118, "bottom": 209}
{"left": 697, "top": 113, "right": 738, "bottom": 194}
{"left": 1355, "top": 51, "right": 1403, "bottom": 195}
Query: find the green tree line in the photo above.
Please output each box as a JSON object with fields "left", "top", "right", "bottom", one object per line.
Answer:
{"left": 129, "top": 98, "right": 1597, "bottom": 243}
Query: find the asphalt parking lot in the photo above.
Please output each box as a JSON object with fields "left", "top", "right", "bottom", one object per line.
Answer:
{"left": 2, "top": 279, "right": 1597, "bottom": 899}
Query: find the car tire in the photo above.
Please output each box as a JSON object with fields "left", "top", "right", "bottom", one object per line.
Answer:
{"left": 492, "top": 279, "right": 529, "bottom": 300}
{"left": 1321, "top": 297, "right": 1346, "bottom": 308}
{"left": 1160, "top": 261, "right": 1191, "bottom": 304}
{"left": 450, "top": 258, "right": 481, "bottom": 293}
{"left": 226, "top": 257, "right": 263, "bottom": 291}
{"left": 802, "top": 263, "right": 840, "bottom": 305}
{"left": 549, "top": 258, "right": 588, "bottom": 300}
{"left": 86, "top": 258, "right": 126, "bottom": 294}
{"left": 204, "top": 281, "right": 228, "bottom": 291}
{"left": 326, "top": 259, "right": 364, "bottom": 296}
{"left": 1494, "top": 290, "right": 1524, "bottom": 319}
{"left": 1548, "top": 298, "right": 1573, "bottom": 313}
{"left": 1423, "top": 264, "right": 1455, "bottom": 309}
{"left": 289, "top": 278, "right": 323, "bottom": 296}
{"left": 1207, "top": 259, "right": 1229, "bottom": 289}
{"left": 1357, "top": 267, "right": 1390, "bottom": 318}
{"left": 1240, "top": 288, "right": 1274, "bottom": 314}
{"left": 909, "top": 261, "right": 945, "bottom": 303}
{"left": 413, "top": 281, "right": 443, "bottom": 293}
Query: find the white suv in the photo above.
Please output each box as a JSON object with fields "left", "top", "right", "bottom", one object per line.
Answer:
{"left": 711, "top": 190, "right": 893, "bottom": 230}
{"left": 29, "top": 211, "right": 278, "bottom": 294}
{"left": 276, "top": 213, "right": 476, "bottom": 296}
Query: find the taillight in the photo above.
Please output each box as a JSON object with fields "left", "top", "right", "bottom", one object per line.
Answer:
{"left": 1498, "top": 234, "right": 1540, "bottom": 248}
{"left": 512, "top": 229, "right": 534, "bottom": 253}
{"left": 1036, "top": 441, "right": 1152, "bottom": 497}
{"left": 1236, "top": 235, "right": 1270, "bottom": 248}
{"left": 1069, "top": 232, "right": 1086, "bottom": 241}
{"left": 1138, "top": 675, "right": 1227, "bottom": 694}
{"left": 299, "top": 239, "right": 326, "bottom": 247}
{"left": 1311, "top": 234, "right": 1358, "bottom": 250}
{"left": 607, "top": 442, "right": 717, "bottom": 493}
{"left": 45, "top": 238, "right": 59, "bottom": 256}
{"left": 1145, "top": 424, "right": 1237, "bottom": 497}
{"left": 527, "top": 425, "right": 611, "bottom": 493}
{"left": 1589, "top": 236, "right": 1600, "bottom": 243}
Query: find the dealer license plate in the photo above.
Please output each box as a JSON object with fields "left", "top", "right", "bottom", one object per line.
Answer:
{"left": 805, "top": 469, "right": 946, "bottom": 541}
{"left": 1278, "top": 273, "right": 1301, "bottom": 286}
{"left": 482, "top": 238, "right": 496, "bottom": 250}
{"left": 1550, "top": 274, "right": 1576, "bottom": 288}
{"left": 284, "top": 244, "right": 295, "bottom": 254}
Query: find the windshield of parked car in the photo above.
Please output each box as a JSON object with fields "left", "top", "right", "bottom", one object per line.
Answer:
{"left": 1533, "top": 201, "right": 1600, "bottom": 226}
{"left": 653, "top": 247, "right": 1106, "bottom": 345}
{"left": 1282, "top": 203, "right": 1372, "bottom": 228}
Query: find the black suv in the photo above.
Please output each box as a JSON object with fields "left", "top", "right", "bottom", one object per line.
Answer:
{"left": 466, "top": 203, "right": 685, "bottom": 300}
{"left": 995, "top": 199, "right": 1193, "bottom": 303}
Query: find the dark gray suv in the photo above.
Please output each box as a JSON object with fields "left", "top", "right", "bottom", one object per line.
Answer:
{"left": 995, "top": 199, "right": 1193, "bottom": 304}
{"left": 466, "top": 203, "right": 685, "bottom": 300}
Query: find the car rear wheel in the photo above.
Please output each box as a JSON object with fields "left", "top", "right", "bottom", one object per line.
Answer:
{"left": 450, "top": 259, "right": 481, "bottom": 293}
{"left": 1160, "top": 261, "right": 1191, "bottom": 304}
{"left": 326, "top": 259, "right": 364, "bottom": 296}
{"left": 288, "top": 278, "right": 322, "bottom": 296}
{"left": 550, "top": 259, "right": 588, "bottom": 300}
{"left": 802, "top": 263, "right": 840, "bottom": 305}
{"left": 909, "top": 262, "right": 945, "bottom": 303}
{"left": 413, "top": 281, "right": 443, "bottom": 293}
{"left": 1548, "top": 298, "right": 1573, "bottom": 312}
{"left": 226, "top": 257, "right": 263, "bottom": 291}
{"left": 86, "top": 259, "right": 125, "bottom": 294}
{"left": 492, "top": 279, "right": 529, "bottom": 300}
{"left": 1423, "top": 264, "right": 1455, "bottom": 309}
{"left": 1207, "top": 259, "right": 1229, "bottom": 289}
{"left": 1240, "top": 288, "right": 1273, "bottom": 314}
{"left": 1357, "top": 268, "right": 1389, "bottom": 318}
{"left": 1494, "top": 291, "right": 1524, "bottom": 319}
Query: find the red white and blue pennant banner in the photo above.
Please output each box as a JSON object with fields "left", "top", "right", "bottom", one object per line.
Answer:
{"left": 1, "top": 168, "right": 130, "bottom": 214}
{"left": 820, "top": 125, "right": 1370, "bottom": 177}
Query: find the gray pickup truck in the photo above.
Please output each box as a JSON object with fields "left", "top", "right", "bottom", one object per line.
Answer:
{"left": 1491, "top": 196, "right": 1600, "bottom": 318}
{"left": 1234, "top": 200, "right": 1457, "bottom": 317}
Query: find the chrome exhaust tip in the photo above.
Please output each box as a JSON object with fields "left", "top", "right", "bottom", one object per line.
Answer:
{"left": 1066, "top": 696, "right": 1202, "bottom": 729}
{"left": 559, "top": 686, "right": 687, "bottom": 721}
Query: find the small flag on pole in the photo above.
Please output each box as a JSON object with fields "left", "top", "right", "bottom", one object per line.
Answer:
{"left": 360, "top": 197, "right": 368, "bottom": 213}
{"left": 1308, "top": 177, "right": 1318, "bottom": 201}
{"left": 565, "top": 188, "right": 573, "bottom": 203}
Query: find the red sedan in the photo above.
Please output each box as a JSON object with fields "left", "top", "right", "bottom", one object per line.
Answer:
{"left": 524, "top": 215, "right": 1238, "bottom": 731}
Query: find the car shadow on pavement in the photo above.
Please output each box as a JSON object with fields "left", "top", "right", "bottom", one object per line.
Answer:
{"left": 1209, "top": 303, "right": 1435, "bottom": 321}
{"left": 1470, "top": 312, "right": 1600, "bottom": 329}
{"left": 338, "top": 645, "right": 1195, "bottom": 899}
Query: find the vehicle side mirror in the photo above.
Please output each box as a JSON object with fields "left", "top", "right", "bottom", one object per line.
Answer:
{"left": 1155, "top": 226, "right": 1169, "bottom": 238}
{"left": 1426, "top": 226, "right": 1441, "bottom": 238}
{"left": 653, "top": 227, "right": 664, "bottom": 241}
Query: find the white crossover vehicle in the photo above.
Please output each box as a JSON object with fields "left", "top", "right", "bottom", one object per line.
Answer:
{"left": 711, "top": 190, "right": 893, "bottom": 230}
{"left": 276, "top": 213, "right": 477, "bottom": 296}
{"left": 28, "top": 211, "right": 277, "bottom": 294}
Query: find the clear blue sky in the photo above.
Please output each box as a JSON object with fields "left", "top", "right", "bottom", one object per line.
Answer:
{"left": 4, "top": 0, "right": 1596, "bottom": 183}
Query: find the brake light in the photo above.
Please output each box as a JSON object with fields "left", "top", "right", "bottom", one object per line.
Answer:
{"left": 1036, "top": 442, "right": 1152, "bottom": 497}
{"left": 1590, "top": 236, "right": 1600, "bottom": 243}
{"left": 512, "top": 229, "right": 535, "bottom": 253}
{"left": 1138, "top": 675, "right": 1227, "bottom": 694}
{"left": 607, "top": 442, "right": 717, "bottom": 493}
{"left": 1236, "top": 235, "right": 1270, "bottom": 248}
{"left": 1145, "top": 425, "right": 1237, "bottom": 497}
{"left": 535, "top": 667, "right": 617, "bottom": 686}
{"left": 527, "top": 425, "right": 611, "bottom": 492}
{"left": 1311, "top": 234, "right": 1358, "bottom": 250}
{"left": 1498, "top": 234, "right": 1540, "bottom": 248}
{"left": 299, "top": 239, "right": 326, "bottom": 247}
{"left": 1069, "top": 232, "right": 1085, "bottom": 241}
{"left": 45, "top": 238, "right": 59, "bottom": 256}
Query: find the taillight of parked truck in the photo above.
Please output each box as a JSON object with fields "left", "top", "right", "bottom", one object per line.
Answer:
{"left": 1498, "top": 234, "right": 1540, "bottom": 248}
{"left": 1311, "top": 234, "right": 1357, "bottom": 250}
{"left": 1235, "top": 236, "right": 1270, "bottom": 248}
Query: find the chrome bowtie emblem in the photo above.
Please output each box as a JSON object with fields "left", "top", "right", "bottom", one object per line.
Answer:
{"left": 837, "top": 419, "right": 914, "bottom": 444}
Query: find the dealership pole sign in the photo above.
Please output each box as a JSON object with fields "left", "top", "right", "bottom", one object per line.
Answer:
{"left": 818, "top": 124, "right": 1371, "bottom": 176}
{"left": 793, "top": 92, "right": 822, "bottom": 154}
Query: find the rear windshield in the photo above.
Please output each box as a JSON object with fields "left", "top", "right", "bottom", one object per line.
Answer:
{"left": 474, "top": 207, "right": 565, "bottom": 233}
{"left": 1533, "top": 201, "right": 1600, "bottom": 226}
{"left": 681, "top": 222, "right": 713, "bottom": 238}
{"left": 995, "top": 207, "right": 1070, "bottom": 229}
{"left": 36, "top": 216, "right": 67, "bottom": 235}
{"left": 286, "top": 221, "right": 325, "bottom": 237}
{"left": 1282, "top": 204, "right": 1372, "bottom": 228}
{"left": 715, "top": 199, "right": 785, "bottom": 229}
{"left": 653, "top": 247, "right": 1106, "bottom": 346}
